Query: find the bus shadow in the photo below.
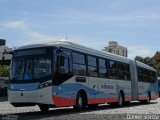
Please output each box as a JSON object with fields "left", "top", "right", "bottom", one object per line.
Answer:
{"left": 9, "top": 101, "right": 158, "bottom": 120}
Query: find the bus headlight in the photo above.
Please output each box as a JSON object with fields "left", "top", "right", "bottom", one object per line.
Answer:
{"left": 39, "top": 81, "right": 52, "bottom": 89}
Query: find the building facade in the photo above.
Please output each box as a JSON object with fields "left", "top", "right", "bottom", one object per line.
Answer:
{"left": 0, "top": 39, "right": 12, "bottom": 65}
{"left": 103, "top": 41, "right": 128, "bottom": 57}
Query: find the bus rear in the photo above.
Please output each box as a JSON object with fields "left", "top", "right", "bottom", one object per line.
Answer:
{"left": 8, "top": 47, "right": 54, "bottom": 111}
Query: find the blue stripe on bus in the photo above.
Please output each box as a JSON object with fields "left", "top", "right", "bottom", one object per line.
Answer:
{"left": 9, "top": 83, "right": 39, "bottom": 91}
{"left": 52, "top": 83, "right": 103, "bottom": 99}
{"left": 139, "top": 81, "right": 158, "bottom": 95}
{"left": 52, "top": 82, "right": 158, "bottom": 99}
{"left": 52, "top": 83, "right": 124, "bottom": 99}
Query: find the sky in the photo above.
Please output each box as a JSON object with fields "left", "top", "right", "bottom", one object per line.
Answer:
{"left": 0, "top": 0, "right": 160, "bottom": 59}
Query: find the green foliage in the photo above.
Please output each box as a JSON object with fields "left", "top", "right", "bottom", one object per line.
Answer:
{"left": 0, "top": 65, "right": 10, "bottom": 77}
{"left": 135, "top": 52, "right": 160, "bottom": 76}
{"left": 135, "top": 56, "right": 144, "bottom": 63}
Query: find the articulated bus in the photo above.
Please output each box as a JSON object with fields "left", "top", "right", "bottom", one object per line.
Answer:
{"left": 8, "top": 40, "right": 159, "bottom": 112}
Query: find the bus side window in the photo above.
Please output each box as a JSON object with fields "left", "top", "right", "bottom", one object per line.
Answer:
{"left": 72, "top": 52, "right": 86, "bottom": 76}
{"left": 87, "top": 56, "right": 98, "bottom": 77}
{"left": 117, "top": 62, "right": 124, "bottom": 80}
{"left": 123, "top": 63, "right": 130, "bottom": 80}
{"left": 138, "top": 67, "right": 144, "bottom": 82}
{"left": 98, "top": 58, "right": 108, "bottom": 78}
{"left": 108, "top": 60, "right": 117, "bottom": 79}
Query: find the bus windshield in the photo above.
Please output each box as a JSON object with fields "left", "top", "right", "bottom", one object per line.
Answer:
{"left": 10, "top": 49, "right": 52, "bottom": 82}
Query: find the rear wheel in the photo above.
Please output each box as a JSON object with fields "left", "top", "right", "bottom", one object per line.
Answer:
{"left": 144, "top": 92, "right": 151, "bottom": 104}
{"left": 140, "top": 92, "right": 151, "bottom": 104}
{"left": 39, "top": 105, "right": 49, "bottom": 112}
{"left": 146, "top": 93, "right": 151, "bottom": 104}
{"left": 118, "top": 92, "right": 124, "bottom": 107}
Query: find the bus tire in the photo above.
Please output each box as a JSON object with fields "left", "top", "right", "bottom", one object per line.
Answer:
{"left": 118, "top": 92, "right": 124, "bottom": 107}
{"left": 145, "top": 92, "right": 151, "bottom": 104}
{"left": 74, "top": 92, "right": 86, "bottom": 111}
{"left": 39, "top": 105, "right": 49, "bottom": 112}
{"left": 140, "top": 92, "right": 151, "bottom": 104}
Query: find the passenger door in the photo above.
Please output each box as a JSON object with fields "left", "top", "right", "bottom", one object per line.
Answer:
{"left": 98, "top": 58, "right": 110, "bottom": 103}
{"left": 87, "top": 56, "right": 100, "bottom": 104}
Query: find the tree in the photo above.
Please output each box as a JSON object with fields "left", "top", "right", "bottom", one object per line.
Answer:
{"left": 0, "top": 65, "right": 10, "bottom": 77}
{"left": 135, "top": 56, "right": 144, "bottom": 63}
{"left": 153, "top": 51, "right": 160, "bottom": 62}
{"left": 135, "top": 52, "right": 160, "bottom": 76}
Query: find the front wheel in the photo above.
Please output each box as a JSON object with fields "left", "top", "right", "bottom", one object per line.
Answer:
{"left": 74, "top": 92, "right": 86, "bottom": 111}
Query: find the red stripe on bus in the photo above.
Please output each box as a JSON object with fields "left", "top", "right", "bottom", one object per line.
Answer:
{"left": 106, "top": 97, "right": 118, "bottom": 103}
{"left": 151, "top": 94, "right": 159, "bottom": 100}
{"left": 52, "top": 96, "right": 76, "bottom": 107}
{"left": 88, "top": 98, "right": 105, "bottom": 104}
{"left": 88, "top": 97, "right": 119, "bottom": 104}
{"left": 88, "top": 96, "right": 131, "bottom": 104}
{"left": 139, "top": 93, "right": 159, "bottom": 100}
{"left": 138, "top": 96, "right": 147, "bottom": 100}
{"left": 125, "top": 96, "right": 131, "bottom": 101}
{"left": 53, "top": 96, "right": 132, "bottom": 107}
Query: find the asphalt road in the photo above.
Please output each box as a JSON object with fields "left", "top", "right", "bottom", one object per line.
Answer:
{"left": 0, "top": 98, "right": 160, "bottom": 120}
